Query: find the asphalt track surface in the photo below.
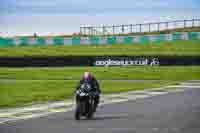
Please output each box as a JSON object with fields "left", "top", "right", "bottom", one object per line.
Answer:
{"left": 0, "top": 86, "right": 200, "bottom": 133}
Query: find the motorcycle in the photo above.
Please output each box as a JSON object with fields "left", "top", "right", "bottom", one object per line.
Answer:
{"left": 75, "top": 83, "right": 96, "bottom": 120}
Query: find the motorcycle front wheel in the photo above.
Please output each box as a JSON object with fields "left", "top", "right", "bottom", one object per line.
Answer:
{"left": 86, "top": 99, "right": 95, "bottom": 119}
{"left": 75, "top": 102, "right": 81, "bottom": 120}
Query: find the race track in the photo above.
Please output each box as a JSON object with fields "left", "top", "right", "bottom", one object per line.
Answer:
{"left": 0, "top": 82, "right": 200, "bottom": 133}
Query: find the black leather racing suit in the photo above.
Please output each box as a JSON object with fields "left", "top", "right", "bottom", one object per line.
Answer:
{"left": 76, "top": 77, "right": 101, "bottom": 110}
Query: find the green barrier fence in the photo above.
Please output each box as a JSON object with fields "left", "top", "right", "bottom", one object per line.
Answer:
{"left": 124, "top": 36, "right": 133, "bottom": 44}
{"left": 107, "top": 36, "right": 117, "bottom": 44}
{"left": 53, "top": 37, "right": 64, "bottom": 45}
{"left": 0, "top": 38, "right": 14, "bottom": 46}
{"left": 0, "top": 32, "right": 199, "bottom": 46}
{"left": 172, "top": 32, "right": 182, "bottom": 40}
{"left": 140, "top": 36, "right": 150, "bottom": 43}
{"left": 90, "top": 36, "right": 100, "bottom": 44}
{"left": 72, "top": 36, "right": 81, "bottom": 45}
{"left": 19, "top": 37, "right": 29, "bottom": 46}
{"left": 36, "top": 37, "right": 46, "bottom": 45}
{"left": 155, "top": 34, "right": 166, "bottom": 42}
{"left": 188, "top": 32, "right": 199, "bottom": 40}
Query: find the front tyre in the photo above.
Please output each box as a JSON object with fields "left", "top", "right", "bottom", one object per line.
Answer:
{"left": 86, "top": 98, "right": 95, "bottom": 119}
{"left": 75, "top": 102, "right": 81, "bottom": 120}
{"left": 86, "top": 110, "right": 93, "bottom": 119}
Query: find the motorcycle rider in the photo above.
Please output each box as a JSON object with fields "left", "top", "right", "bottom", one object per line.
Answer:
{"left": 76, "top": 72, "right": 101, "bottom": 111}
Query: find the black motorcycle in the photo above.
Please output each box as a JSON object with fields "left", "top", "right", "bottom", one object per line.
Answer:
{"left": 75, "top": 83, "right": 96, "bottom": 120}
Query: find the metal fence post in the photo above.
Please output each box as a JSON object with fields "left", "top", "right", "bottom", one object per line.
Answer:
{"left": 184, "top": 20, "right": 186, "bottom": 28}
{"left": 91, "top": 27, "right": 93, "bottom": 36}
{"left": 198, "top": 19, "right": 200, "bottom": 27}
{"left": 122, "top": 25, "right": 124, "bottom": 33}
{"left": 192, "top": 19, "right": 194, "bottom": 27}
{"left": 113, "top": 25, "right": 115, "bottom": 35}
{"left": 130, "top": 24, "right": 133, "bottom": 33}
{"left": 166, "top": 22, "right": 168, "bottom": 30}
{"left": 149, "top": 23, "right": 151, "bottom": 32}
{"left": 103, "top": 26, "right": 105, "bottom": 36}
{"left": 174, "top": 21, "right": 176, "bottom": 29}
{"left": 88, "top": 27, "right": 90, "bottom": 36}
{"left": 158, "top": 23, "right": 160, "bottom": 32}
{"left": 80, "top": 27, "right": 82, "bottom": 35}
{"left": 84, "top": 27, "right": 86, "bottom": 36}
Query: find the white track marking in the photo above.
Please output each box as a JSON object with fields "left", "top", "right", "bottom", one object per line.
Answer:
{"left": 0, "top": 81, "right": 199, "bottom": 124}
{"left": 167, "top": 85, "right": 200, "bottom": 88}
{"left": 181, "top": 83, "right": 200, "bottom": 86}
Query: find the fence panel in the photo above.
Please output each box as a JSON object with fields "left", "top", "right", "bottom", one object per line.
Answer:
{"left": 72, "top": 36, "right": 81, "bottom": 45}
{"left": 90, "top": 36, "right": 100, "bottom": 44}
{"left": 155, "top": 34, "right": 167, "bottom": 42}
{"left": 19, "top": 37, "right": 29, "bottom": 46}
{"left": 140, "top": 36, "right": 150, "bottom": 43}
{"left": 188, "top": 32, "right": 199, "bottom": 40}
{"left": 53, "top": 37, "right": 64, "bottom": 45}
{"left": 172, "top": 32, "right": 182, "bottom": 40}
{"left": 36, "top": 37, "right": 46, "bottom": 45}
{"left": 0, "top": 38, "right": 14, "bottom": 46}
{"left": 123, "top": 36, "right": 133, "bottom": 44}
{"left": 107, "top": 36, "right": 117, "bottom": 44}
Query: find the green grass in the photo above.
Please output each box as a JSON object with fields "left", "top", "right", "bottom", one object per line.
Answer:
{"left": 0, "top": 66, "right": 199, "bottom": 108}
{"left": 0, "top": 40, "right": 200, "bottom": 56}
{"left": 0, "top": 80, "right": 177, "bottom": 108}
{"left": 0, "top": 66, "right": 200, "bottom": 80}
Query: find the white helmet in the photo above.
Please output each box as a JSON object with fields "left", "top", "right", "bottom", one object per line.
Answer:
{"left": 83, "top": 72, "right": 92, "bottom": 80}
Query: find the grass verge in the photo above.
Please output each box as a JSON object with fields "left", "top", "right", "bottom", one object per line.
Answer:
{"left": 0, "top": 66, "right": 199, "bottom": 108}
{"left": 0, "top": 80, "right": 177, "bottom": 108}
{"left": 0, "top": 66, "right": 200, "bottom": 80}
{"left": 0, "top": 40, "right": 200, "bottom": 56}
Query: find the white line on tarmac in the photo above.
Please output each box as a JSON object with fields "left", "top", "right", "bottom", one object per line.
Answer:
{"left": 146, "top": 92, "right": 169, "bottom": 95}
{"left": 181, "top": 83, "right": 200, "bottom": 86}
{"left": 0, "top": 83, "right": 197, "bottom": 124}
{"left": 167, "top": 85, "right": 200, "bottom": 88}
